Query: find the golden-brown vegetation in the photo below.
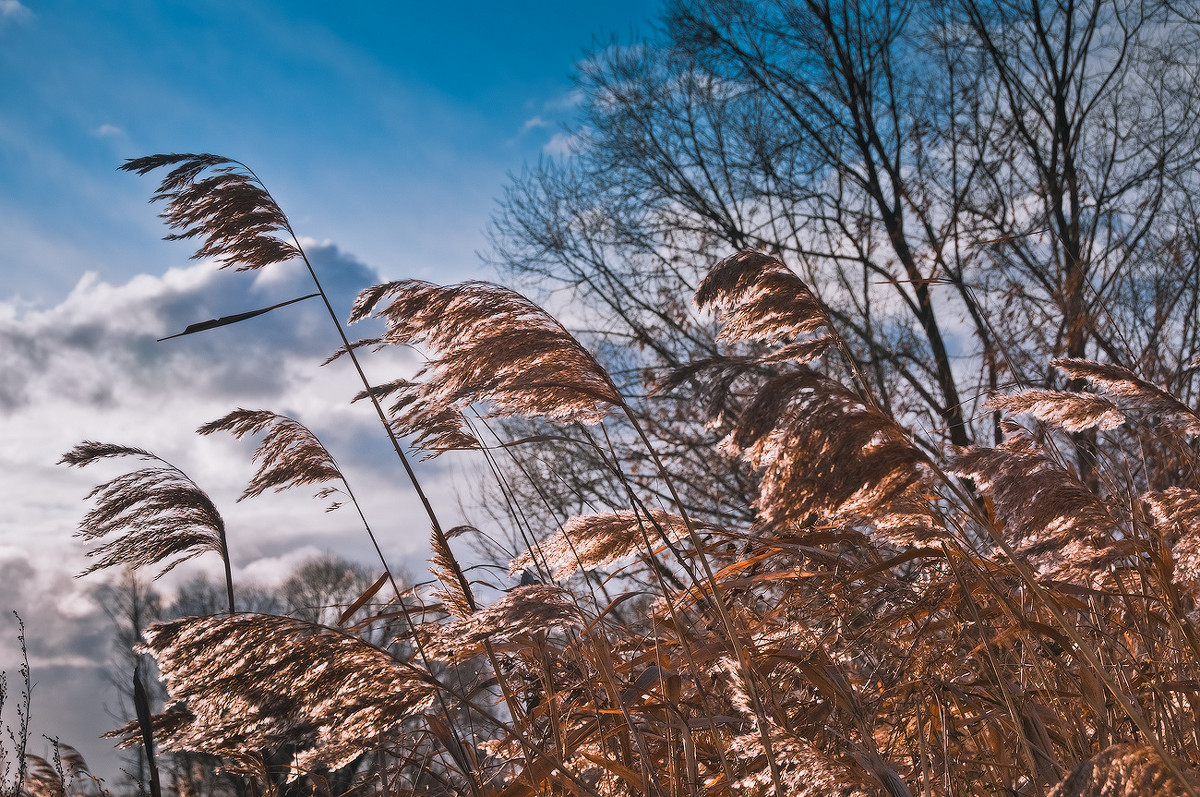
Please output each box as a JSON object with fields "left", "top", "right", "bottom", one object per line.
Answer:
{"left": 51, "top": 151, "right": 1200, "bottom": 797}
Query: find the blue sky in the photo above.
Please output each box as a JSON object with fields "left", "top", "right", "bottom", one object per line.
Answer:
{"left": 1, "top": 0, "right": 657, "bottom": 303}
{"left": 0, "top": 0, "right": 659, "bottom": 780}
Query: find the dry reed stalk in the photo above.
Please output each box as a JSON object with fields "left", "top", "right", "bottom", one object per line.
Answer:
{"left": 60, "top": 443, "right": 236, "bottom": 613}
{"left": 118, "top": 153, "right": 633, "bottom": 795}
{"left": 507, "top": 510, "right": 692, "bottom": 581}
{"left": 1049, "top": 744, "right": 1200, "bottom": 797}
{"left": 940, "top": 381, "right": 1200, "bottom": 797}
{"left": 351, "top": 275, "right": 775, "bottom": 794}
{"left": 91, "top": 155, "right": 1200, "bottom": 797}
{"left": 197, "top": 405, "right": 505, "bottom": 788}
{"left": 115, "top": 614, "right": 439, "bottom": 773}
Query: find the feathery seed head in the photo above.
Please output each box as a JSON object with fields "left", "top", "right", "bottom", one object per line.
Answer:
{"left": 349, "top": 280, "right": 622, "bottom": 455}
{"left": 197, "top": 408, "right": 345, "bottom": 504}
{"left": 121, "top": 154, "right": 299, "bottom": 271}
{"left": 60, "top": 442, "right": 226, "bottom": 579}
{"left": 352, "top": 380, "right": 480, "bottom": 459}
{"left": 696, "top": 250, "right": 831, "bottom": 345}
{"left": 509, "top": 509, "right": 693, "bottom": 580}
{"left": 1049, "top": 743, "right": 1200, "bottom": 797}
{"left": 125, "top": 614, "right": 435, "bottom": 771}
{"left": 728, "top": 369, "right": 936, "bottom": 541}
{"left": 986, "top": 390, "right": 1125, "bottom": 433}
{"left": 950, "top": 434, "right": 1120, "bottom": 583}
{"left": 1145, "top": 488, "right": 1200, "bottom": 596}
{"left": 1053, "top": 358, "right": 1200, "bottom": 435}
{"left": 428, "top": 584, "right": 584, "bottom": 660}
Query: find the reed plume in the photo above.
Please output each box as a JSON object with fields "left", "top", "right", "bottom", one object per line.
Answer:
{"left": 428, "top": 526, "right": 474, "bottom": 619}
{"left": 119, "top": 614, "right": 436, "bottom": 772}
{"left": 728, "top": 732, "right": 885, "bottom": 797}
{"left": 1143, "top": 487, "right": 1200, "bottom": 595}
{"left": 508, "top": 509, "right": 692, "bottom": 580}
{"left": 728, "top": 367, "right": 937, "bottom": 543}
{"left": 1053, "top": 358, "right": 1200, "bottom": 436}
{"left": 352, "top": 379, "right": 480, "bottom": 459}
{"left": 119, "top": 154, "right": 299, "bottom": 270}
{"left": 196, "top": 409, "right": 345, "bottom": 506}
{"left": 428, "top": 584, "right": 583, "bottom": 661}
{"left": 950, "top": 429, "right": 1122, "bottom": 581}
{"left": 22, "top": 745, "right": 90, "bottom": 797}
{"left": 695, "top": 250, "right": 832, "bottom": 346}
{"left": 59, "top": 443, "right": 229, "bottom": 581}
{"left": 985, "top": 390, "right": 1126, "bottom": 433}
{"left": 1048, "top": 744, "right": 1200, "bottom": 797}
{"left": 683, "top": 251, "right": 936, "bottom": 543}
{"left": 350, "top": 280, "right": 622, "bottom": 430}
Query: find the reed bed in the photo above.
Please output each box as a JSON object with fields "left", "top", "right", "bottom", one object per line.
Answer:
{"left": 58, "top": 154, "right": 1200, "bottom": 797}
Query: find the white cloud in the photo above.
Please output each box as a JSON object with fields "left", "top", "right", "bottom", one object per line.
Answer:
{"left": 545, "top": 88, "right": 584, "bottom": 112}
{"left": 543, "top": 127, "right": 592, "bottom": 158}
{"left": 520, "top": 115, "right": 550, "bottom": 133}
{"left": 0, "top": 0, "right": 30, "bottom": 22}
{"left": 513, "top": 91, "right": 587, "bottom": 148}
{"left": 91, "top": 123, "right": 124, "bottom": 137}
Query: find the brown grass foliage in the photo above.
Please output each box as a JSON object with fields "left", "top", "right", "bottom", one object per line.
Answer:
{"left": 72, "top": 156, "right": 1200, "bottom": 797}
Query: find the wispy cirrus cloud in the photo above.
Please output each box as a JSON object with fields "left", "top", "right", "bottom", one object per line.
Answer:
{"left": 545, "top": 87, "right": 584, "bottom": 111}
{"left": 513, "top": 89, "right": 587, "bottom": 146}
{"left": 520, "top": 115, "right": 551, "bottom": 133}
{"left": 0, "top": 0, "right": 31, "bottom": 23}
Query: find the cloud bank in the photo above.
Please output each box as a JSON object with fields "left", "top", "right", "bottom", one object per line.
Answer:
{"left": 0, "top": 244, "right": 477, "bottom": 779}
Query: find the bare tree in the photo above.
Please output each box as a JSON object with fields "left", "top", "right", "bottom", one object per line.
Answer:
{"left": 488, "top": 0, "right": 1200, "bottom": 521}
